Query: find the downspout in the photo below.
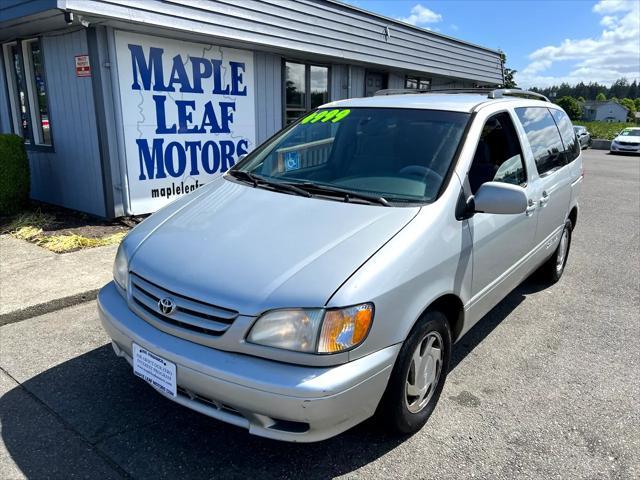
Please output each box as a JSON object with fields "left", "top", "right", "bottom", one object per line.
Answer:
{"left": 86, "top": 25, "right": 117, "bottom": 218}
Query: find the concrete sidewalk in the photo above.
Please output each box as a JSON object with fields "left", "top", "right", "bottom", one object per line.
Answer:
{"left": 0, "top": 235, "right": 117, "bottom": 325}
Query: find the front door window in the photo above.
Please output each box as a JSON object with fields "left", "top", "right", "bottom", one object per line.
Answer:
{"left": 467, "top": 112, "right": 527, "bottom": 194}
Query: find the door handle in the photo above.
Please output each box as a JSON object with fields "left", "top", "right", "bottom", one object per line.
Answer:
{"left": 539, "top": 191, "right": 550, "bottom": 207}
{"left": 525, "top": 198, "right": 537, "bottom": 216}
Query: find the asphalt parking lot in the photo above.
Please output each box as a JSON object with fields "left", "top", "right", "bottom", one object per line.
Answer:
{"left": 1, "top": 149, "right": 638, "bottom": 480}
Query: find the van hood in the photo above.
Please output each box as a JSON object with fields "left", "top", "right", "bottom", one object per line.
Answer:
{"left": 128, "top": 177, "right": 419, "bottom": 315}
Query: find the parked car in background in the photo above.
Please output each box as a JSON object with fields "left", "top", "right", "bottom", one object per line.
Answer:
{"left": 98, "top": 89, "right": 583, "bottom": 442}
{"left": 610, "top": 128, "right": 640, "bottom": 154}
{"left": 574, "top": 125, "right": 592, "bottom": 149}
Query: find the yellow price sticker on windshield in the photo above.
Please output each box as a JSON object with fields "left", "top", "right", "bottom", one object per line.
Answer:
{"left": 301, "top": 109, "right": 351, "bottom": 124}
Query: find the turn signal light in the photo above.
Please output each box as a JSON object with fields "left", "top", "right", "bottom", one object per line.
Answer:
{"left": 318, "top": 304, "right": 374, "bottom": 353}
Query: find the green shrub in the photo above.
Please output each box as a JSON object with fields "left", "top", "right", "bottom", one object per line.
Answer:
{"left": 0, "top": 134, "right": 30, "bottom": 215}
{"left": 572, "top": 121, "right": 630, "bottom": 140}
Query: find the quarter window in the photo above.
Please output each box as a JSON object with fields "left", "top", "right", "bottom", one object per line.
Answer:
{"left": 515, "top": 107, "right": 565, "bottom": 176}
{"left": 284, "top": 61, "right": 329, "bottom": 125}
{"left": 468, "top": 112, "right": 526, "bottom": 194}
{"left": 550, "top": 109, "right": 580, "bottom": 163}
{"left": 2, "top": 39, "right": 52, "bottom": 146}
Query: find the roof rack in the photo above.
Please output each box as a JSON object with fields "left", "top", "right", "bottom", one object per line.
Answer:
{"left": 374, "top": 87, "right": 550, "bottom": 102}
{"left": 488, "top": 89, "right": 550, "bottom": 102}
{"left": 374, "top": 88, "right": 424, "bottom": 96}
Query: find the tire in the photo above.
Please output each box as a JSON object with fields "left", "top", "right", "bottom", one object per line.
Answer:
{"left": 377, "top": 310, "right": 451, "bottom": 435}
{"left": 537, "top": 219, "right": 572, "bottom": 283}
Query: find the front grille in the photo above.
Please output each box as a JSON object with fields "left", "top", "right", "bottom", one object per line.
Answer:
{"left": 130, "top": 273, "right": 238, "bottom": 336}
{"left": 619, "top": 141, "right": 639, "bottom": 146}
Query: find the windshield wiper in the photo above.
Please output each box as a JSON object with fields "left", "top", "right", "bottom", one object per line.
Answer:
{"left": 227, "top": 169, "right": 259, "bottom": 186}
{"left": 295, "top": 182, "right": 389, "bottom": 206}
{"left": 227, "top": 170, "right": 311, "bottom": 198}
{"left": 261, "top": 179, "right": 312, "bottom": 198}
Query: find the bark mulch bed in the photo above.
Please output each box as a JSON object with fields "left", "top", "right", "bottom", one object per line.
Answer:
{"left": 1, "top": 202, "right": 146, "bottom": 253}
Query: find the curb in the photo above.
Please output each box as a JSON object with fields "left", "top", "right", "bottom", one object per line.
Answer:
{"left": 0, "top": 289, "right": 100, "bottom": 326}
{"left": 590, "top": 139, "right": 611, "bottom": 150}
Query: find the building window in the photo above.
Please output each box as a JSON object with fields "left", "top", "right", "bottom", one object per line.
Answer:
{"left": 405, "top": 76, "right": 431, "bottom": 91}
{"left": 2, "top": 39, "right": 52, "bottom": 146}
{"left": 284, "top": 61, "right": 329, "bottom": 124}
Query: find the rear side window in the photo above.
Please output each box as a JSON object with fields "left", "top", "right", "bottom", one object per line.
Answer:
{"left": 515, "top": 107, "right": 566, "bottom": 176}
{"left": 550, "top": 109, "right": 580, "bottom": 163}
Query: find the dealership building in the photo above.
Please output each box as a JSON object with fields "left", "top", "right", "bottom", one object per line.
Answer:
{"left": 0, "top": 0, "right": 505, "bottom": 217}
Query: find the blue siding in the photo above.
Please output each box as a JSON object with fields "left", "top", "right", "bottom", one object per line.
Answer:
{"left": 330, "top": 64, "right": 347, "bottom": 101}
{"left": 0, "top": 0, "right": 57, "bottom": 22}
{"left": 29, "top": 29, "right": 105, "bottom": 216}
{"left": 254, "top": 51, "right": 282, "bottom": 144}
{"left": 62, "top": 0, "right": 503, "bottom": 85}
{"left": 350, "top": 66, "right": 365, "bottom": 98}
{"left": 388, "top": 72, "right": 404, "bottom": 89}
{"left": 431, "top": 76, "right": 475, "bottom": 89}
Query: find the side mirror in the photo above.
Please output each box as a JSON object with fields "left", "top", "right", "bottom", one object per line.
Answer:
{"left": 472, "top": 182, "right": 528, "bottom": 215}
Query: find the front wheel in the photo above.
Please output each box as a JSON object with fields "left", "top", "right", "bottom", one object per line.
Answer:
{"left": 377, "top": 311, "right": 451, "bottom": 434}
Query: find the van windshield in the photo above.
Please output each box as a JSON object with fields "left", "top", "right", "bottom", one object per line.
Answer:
{"left": 233, "top": 108, "right": 470, "bottom": 204}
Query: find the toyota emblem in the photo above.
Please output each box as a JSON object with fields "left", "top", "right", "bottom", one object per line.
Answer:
{"left": 158, "top": 297, "right": 176, "bottom": 316}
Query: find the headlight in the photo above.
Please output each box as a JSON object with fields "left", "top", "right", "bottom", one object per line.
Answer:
{"left": 247, "top": 303, "right": 373, "bottom": 354}
{"left": 113, "top": 243, "right": 129, "bottom": 291}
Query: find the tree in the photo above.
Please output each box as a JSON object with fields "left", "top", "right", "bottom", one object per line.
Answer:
{"left": 620, "top": 98, "right": 636, "bottom": 121}
{"left": 556, "top": 96, "right": 582, "bottom": 120}
{"left": 610, "top": 78, "right": 629, "bottom": 99}
{"left": 500, "top": 52, "right": 517, "bottom": 88}
{"left": 526, "top": 78, "right": 637, "bottom": 101}
{"left": 596, "top": 92, "right": 607, "bottom": 102}
{"left": 577, "top": 96, "right": 586, "bottom": 103}
{"left": 634, "top": 98, "right": 640, "bottom": 112}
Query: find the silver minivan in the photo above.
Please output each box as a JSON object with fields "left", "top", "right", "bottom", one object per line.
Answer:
{"left": 98, "top": 90, "right": 583, "bottom": 442}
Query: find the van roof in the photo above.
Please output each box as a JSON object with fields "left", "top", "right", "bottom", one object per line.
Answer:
{"left": 323, "top": 90, "right": 551, "bottom": 113}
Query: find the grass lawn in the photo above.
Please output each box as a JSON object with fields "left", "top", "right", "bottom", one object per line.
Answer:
{"left": 572, "top": 121, "right": 637, "bottom": 140}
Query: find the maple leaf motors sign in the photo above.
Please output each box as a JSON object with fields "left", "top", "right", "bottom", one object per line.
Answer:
{"left": 114, "top": 31, "right": 255, "bottom": 214}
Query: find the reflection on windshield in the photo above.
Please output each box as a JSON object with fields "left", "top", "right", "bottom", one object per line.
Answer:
{"left": 234, "top": 108, "right": 470, "bottom": 203}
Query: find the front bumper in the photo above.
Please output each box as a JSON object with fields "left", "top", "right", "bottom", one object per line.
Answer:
{"left": 610, "top": 143, "right": 640, "bottom": 154}
{"left": 97, "top": 282, "right": 399, "bottom": 442}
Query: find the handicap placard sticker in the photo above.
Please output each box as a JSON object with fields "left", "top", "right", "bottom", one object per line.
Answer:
{"left": 284, "top": 151, "right": 300, "bottom": 171}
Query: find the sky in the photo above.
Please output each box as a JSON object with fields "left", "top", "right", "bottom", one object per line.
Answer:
{"left": 342, "top": 0, "right": 640, "bottom": 88}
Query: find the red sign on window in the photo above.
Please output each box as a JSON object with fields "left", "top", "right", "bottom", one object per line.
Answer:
{"left": 75, "top": 55, "right": 91, "bottom": 77}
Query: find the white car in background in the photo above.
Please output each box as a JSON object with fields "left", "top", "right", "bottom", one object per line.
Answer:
{"left": 610, "top": 128, "right": 640, "bottom": 154}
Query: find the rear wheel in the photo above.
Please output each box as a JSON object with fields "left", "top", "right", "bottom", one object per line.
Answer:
{"left": 378, "top": 311, "right": 451, "bottom": 434}
{"left": 538, "top": 219, "right": 572, "bottom": 283}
